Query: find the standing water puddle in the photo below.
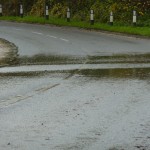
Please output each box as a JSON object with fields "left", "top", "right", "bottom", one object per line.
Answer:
{"left": 0, "top": 49, "right": 150, "bottom": 80}
{"left": 74, "top": 68, "right": 150, "bottom": 80}
{"left": 0, "top": 68, "right": 149, "bottom": 80}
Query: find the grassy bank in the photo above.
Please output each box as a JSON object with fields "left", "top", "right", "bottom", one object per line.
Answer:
{"left": 0, "top": 16, "right": 150, "bottom": 37}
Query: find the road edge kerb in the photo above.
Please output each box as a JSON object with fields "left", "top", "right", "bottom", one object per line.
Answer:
{"left": 0, "top": 38, "right": 18, "bottom": 67}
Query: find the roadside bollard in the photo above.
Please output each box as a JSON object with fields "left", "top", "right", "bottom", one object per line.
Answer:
{"left": 20, "top": 4, "right": 23, "bottom": 18}
{"left": 45, "top": 5, "right": 49, "bottom": 20}
{"left": 0, "top": 4, "right": 2, "bottom": 16}
{"left": 133, "top": 10, "right": 137, "bottom": 26}
{"left": 110, "top": 11, "right": 113, "bottom": 26}
{"left": 67, "top": 8, "right": 70, "bottom": 22}
{"left": 90, "top": 9, "right": 94, "bottom": 25}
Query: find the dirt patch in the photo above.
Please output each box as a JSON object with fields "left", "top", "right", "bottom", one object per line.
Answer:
{"left": 0, "top": 38, "right": 18, "bottom": 66}
{"left": 87, "top": 53, "right": 150, "bottom": 64}
{"left": 18, "top": 53, "right": 150, "bottom": 66}
{"left": 18, "top": 54, "right": 85, "bottom": 65}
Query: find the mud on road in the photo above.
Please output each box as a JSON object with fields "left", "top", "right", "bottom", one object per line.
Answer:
{"left": 0, "top": 38, "right": 18, "bottom": 66}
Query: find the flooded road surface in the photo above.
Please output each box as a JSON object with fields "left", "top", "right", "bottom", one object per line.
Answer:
{"left": 0, "top": 21, "right": 150, "bottom": 150}
{"left": 0, "top": 65, "right": 150, "bottom": 150}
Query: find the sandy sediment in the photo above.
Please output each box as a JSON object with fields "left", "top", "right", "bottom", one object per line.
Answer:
{"left": 0, "top": 40, "right": 7, "bottom": 59}
{"left": 0, "top": 38, "right": 18, "bottom": 66}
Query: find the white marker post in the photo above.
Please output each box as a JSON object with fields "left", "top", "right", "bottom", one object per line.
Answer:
{"left": 20, "top": 4, "right": 23, "bottom": 18}
{"left": 45, "top": 5, "right": 49, "bottom": 20}
{"left": 0, "top": 4, "right": 2, "bottom": 16}
{"left": 67, "top": 8, "right": 70, "bottom": 22}
{"left": 110, "top": 11, "right": 113, "bottom": 26}
{"left": 133, "top": 10, "right": 137, "bottom": 26}
{"left": 90, "top": 9, "right": 94, "bottom": 25}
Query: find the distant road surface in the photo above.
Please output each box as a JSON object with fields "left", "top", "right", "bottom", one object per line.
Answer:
{"left": 0, "top": 21, "right": 150, "bottom": 57}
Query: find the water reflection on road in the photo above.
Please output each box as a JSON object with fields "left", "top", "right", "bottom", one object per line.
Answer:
{"left": 0, "top": 66, "right": 150, "bottom": 150}
{"left": 0, "top": 67, "right": 149, "bottom": 80}
{"left": 0, "top": 54, "right": 150, "bottom": 150}
{"left": 76, "top": 68, "right": 150, "bottom": 80}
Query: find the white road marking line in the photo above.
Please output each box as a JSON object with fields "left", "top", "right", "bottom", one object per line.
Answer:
{"left": 32, "top": 32, "right": 43, "bottom": 35}
{"left": 15, "top": 28, "right": 22, "bottom": 31}
{"left": 60, "top": 38, "right": 69, "bottom": 42}
{"left": 47, "top": 35, "right": 57, "bottom": 39}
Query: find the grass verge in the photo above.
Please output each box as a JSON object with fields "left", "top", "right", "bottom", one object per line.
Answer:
{"left": 0, "top": 16, "right": 150, "bottom": 37}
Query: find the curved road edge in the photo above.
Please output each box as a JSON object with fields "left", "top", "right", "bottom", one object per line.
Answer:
{"left": 0, "top": 20, "right": 150, "bottom": 39}
{"left": 0, "top": 38, "right": 18, "bottom": 67}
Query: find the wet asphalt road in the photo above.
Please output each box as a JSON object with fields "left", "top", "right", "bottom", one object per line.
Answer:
{"left": 0, "top": 21, "right": 150, "bottom": 150}
{"left": 0, "top": 21, "right": 150, "bottom": 57}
